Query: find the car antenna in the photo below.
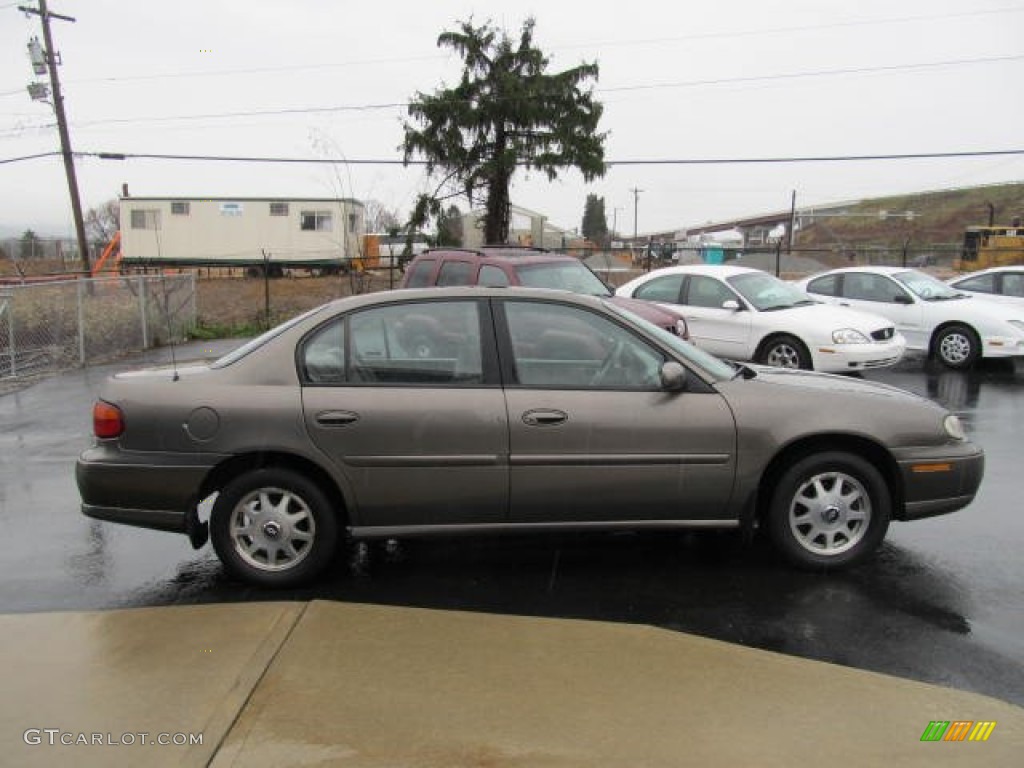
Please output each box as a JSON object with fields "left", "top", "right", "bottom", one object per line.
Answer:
{"left": 155, "top": 271, "right": 184, "bottom": 382}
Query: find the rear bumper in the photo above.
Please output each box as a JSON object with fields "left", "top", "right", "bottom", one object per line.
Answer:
{"left": 76, "top": 445, "right": 223, "bottom": 533}
{"left": 893, "top": 443, "right": 985, "bottom": 521}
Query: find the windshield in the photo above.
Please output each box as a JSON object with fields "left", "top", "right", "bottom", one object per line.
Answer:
{"left": 727, "top": 272, "right": 816, "bottom": 311}
{"left": 211, "top": 304, "right": 328, "bottom": 368}
{"left": 893, "top": 270, "right": 963, "bottom": 301}
{"left": 514, "top": 261, "right": 611, "bottom": 297}
{"left": 604, "top": 300, "right": 736, "bottom": 380}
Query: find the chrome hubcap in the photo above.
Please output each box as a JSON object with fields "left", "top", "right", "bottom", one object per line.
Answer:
{"left": 789, "top": 471, "right": 871, "bottom": 556}
{"left": 939, "top": 333, "right": 971, "bottom": 364}
{"left": 229, "top": 487, "right": 315, "bottom": 572}
{"left": 767, "top": 344, "right": 801, "bottom": 369}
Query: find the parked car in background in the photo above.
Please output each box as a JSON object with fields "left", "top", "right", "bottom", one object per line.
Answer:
{"left": 795, "top": 267, "right": 1024, "bottom": 369}
{"left": 77, "top": 287, "right": 983, "bottom": 587}
{"left": 616, "top": 265, "right": 905, "bottom": 372}
{"left": 399, "top": 245, "right": 688, "bottom": 338}
{"left": 946, "top": 266, "right": 1024, "bottom": 309}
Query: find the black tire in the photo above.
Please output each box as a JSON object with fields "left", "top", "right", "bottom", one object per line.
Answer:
{"left": 757, "top": 334, "right": 812, "bottom": 370}
{"left": 933, "top": 324, "right": 980, "bottom": 370}
{"left": 767, "top": 452, "right": 891, "bottom": 570}
{"left": 211, "top": 467, "right": 339, "bottom": 587}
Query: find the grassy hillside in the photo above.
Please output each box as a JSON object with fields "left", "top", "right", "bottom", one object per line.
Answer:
{"left": 794, "top": 182, "right": 1024, "bottom": 250}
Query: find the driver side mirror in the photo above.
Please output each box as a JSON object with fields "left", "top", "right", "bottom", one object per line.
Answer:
{"left": 721, "top": 299, "right": 743, "bottom": 311}
{"left": 893, "top": 293, "right": 913, "bottom": 305}
{"left": 660, "top": 361, "right": 687, "bottom": 391}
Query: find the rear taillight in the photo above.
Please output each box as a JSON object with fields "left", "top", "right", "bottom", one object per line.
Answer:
{"left": 93, "top": 401, "right": 124, "bottom": 439}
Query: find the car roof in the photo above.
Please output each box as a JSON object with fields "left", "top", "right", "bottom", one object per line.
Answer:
{"left": 805, "top": 266, "right": 909, "bottom": 276}
{"left": 321, "top": 285, "right": 610, "bottom": 314}
{"left": 950, "top": 266, "right": 1024, "bottom": 278}
{"left": 415, "top": 247, "right": 578, "bottom": 266}
{"left": 634, "top": 264, "right": 767, "bottom": 279}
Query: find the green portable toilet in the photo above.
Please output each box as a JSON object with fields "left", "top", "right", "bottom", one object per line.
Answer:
{"left": 702, "top": 245, "right": 724, "bottom": 264}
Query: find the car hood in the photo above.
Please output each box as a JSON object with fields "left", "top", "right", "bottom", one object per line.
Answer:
{"left": 735, "top": 364, "right": 928, "bottom": 402}
{"left": 950, "top": 294, "right": 1024, "bottom": 322}
{"left": 774, "top": 302, "right": 894, "bottom": 332}
{"left": 607, "top": 295, "right": 682, "bottom": 326}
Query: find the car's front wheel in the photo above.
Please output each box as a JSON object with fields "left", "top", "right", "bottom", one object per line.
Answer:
{"left": 933, "top": 324, "right": 980, "bottom": 369}
{"left": 767, "top": 452, "right": 890, "bottom": 569}
{"left": 211, "top": 467, "right": 339, "bottom": 587}
{"left": 757, "top": 334, "right": 811, "bottom": 370}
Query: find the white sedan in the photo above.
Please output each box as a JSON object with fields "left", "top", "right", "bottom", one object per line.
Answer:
{"left": 946, "top": 266, "right": 1024, "bottom": 309}
{"left": 616, "top": 265, "right": 905, "bottom": 372}
{"left": 795, "top": 266, "right": 1024, "bottom": 369}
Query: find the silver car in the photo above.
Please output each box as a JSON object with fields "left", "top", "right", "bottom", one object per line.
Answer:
{"left": 76, "top": 287, "right": 984, "bottom": 586}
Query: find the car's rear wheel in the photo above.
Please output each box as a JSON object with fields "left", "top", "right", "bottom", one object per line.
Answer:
{"left": 933, "top": 324, "right": 980, "bottom": 369}
{"left": 757, "top": 334, "right": 811, "bottom": 370}
{"left": 211, "top": 467, "right": 338, "bottom": 587}
{"left": 767, "top": 452, "right": 890, "bottom": 569}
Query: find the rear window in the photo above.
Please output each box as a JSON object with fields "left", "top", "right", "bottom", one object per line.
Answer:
{"left": 404, "top": 258, "right": 437, "bottom": 287}
{"left": 513, "top": 261, "right": 610, "bottom": 296}
{"left": 437, "top": 260, "right": 475, "bottom": 286}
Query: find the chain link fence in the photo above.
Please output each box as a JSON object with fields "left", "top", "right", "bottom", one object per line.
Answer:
{"left": 0, "top": 274, "right": 195, "bottom": 391}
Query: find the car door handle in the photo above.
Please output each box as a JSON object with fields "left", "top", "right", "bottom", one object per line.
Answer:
{"left": 315, "top": 410, "right": 359, "bottom": 427}
{"left": 522, "top": 409, "right": 568, "bottom": 427}
{"left": 839, "top": 302, "right": 850, "bottom": 307}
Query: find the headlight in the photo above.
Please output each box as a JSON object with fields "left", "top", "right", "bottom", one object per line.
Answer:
{"left": 832, "top": 328, "right": 869, "bottom": 344}
{"left": 943, "top": 414, "right": 966, "bottom": 441}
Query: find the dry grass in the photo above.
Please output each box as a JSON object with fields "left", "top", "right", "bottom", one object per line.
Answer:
{"left": 194, "top": 271, "right": 398, "bottom": 329}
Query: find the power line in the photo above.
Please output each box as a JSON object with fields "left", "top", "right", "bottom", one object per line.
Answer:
{"left": 0, "top": 150, "right": 60, "bottom": 164}
{"left": 558, "top": 5, "right": 1024, "bottom": 50}
{"left": 600, "top": 54, "right": 1024, "bottom": 94}
{"left": 5, "top": 4, "right": 1020, "bottom": 90}
{"left": 5, "top": 148, "right": 1023, "bottom": 166}
{"left": 19, "top": 53, "right": 1020, "bottom": 131}
{"left": 0, "top": 147, "right": 1008, "bottom": 166}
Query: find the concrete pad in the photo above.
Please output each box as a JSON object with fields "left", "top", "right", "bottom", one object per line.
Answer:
{"left": 216, "top": 601, "right": 1023, "bottom": 768}
{"left": 1, "top": 602, "right": 303, "bottom": 767}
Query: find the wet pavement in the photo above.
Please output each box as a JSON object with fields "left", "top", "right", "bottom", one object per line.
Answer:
{"left": 1, "top": 343, "right": 1023, "bottom": 707}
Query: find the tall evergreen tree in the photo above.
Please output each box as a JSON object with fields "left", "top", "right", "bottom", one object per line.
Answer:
{"left": 403, "top": 17, "right": 606, "bottom": 244}
{"left": 581, "top": 194, "right": 609, "bottom": 246}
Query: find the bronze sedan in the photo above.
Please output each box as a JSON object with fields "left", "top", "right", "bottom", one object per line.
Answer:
{"left": 77, "top": 287, "right": 984, "bottom": 586}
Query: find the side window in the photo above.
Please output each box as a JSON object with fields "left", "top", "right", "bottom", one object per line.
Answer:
{"left": 404, "top": 258, "right": 436, "bottom": 288}
{"left": 437, "top": 260, "right": 475, "bottom": 287}
{"left": 633, "top": 274, "right": 684, "bottom": 302}
{"left": 350, "top": 302, "right": 483, "bottom": 385}
{"left": 301, "top": 319, "right": 346, "bottom": 384}
{"left": 955, "top": 274, "right": 996, "bottom": 294}
{"left": 479, "top": 264, "right": 510, "bottom": 287}
{"left": 504, "top": 301, "right": 664, "bottom": 390}
{"left": 844, "top": 273, "right": 906, "bottom": 303}
{"left": 806, "top": 274, "right": 838, "bottom": 297}
{"left": 1002, "top": 273, "right": 1024, "bottom": 297}
{"left": 685, "top": 276, "right": 736, "bottom": 309}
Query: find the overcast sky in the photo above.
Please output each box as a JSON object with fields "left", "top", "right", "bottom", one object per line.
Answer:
{"left": 2, "top": 0, "right": 1022, "bottom": 239}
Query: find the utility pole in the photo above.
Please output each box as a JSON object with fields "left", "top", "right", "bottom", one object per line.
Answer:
{"left": 630, "top": 187, "right": 643, "bottom": 243}
{"left": 626, "top": 188, "right": 643, "bottom": 268}
{"left": 787, "top": 190, "right": 796, "bottom": 255}
{"left": 21, "top": 0, "right": 90, "bottom": 276}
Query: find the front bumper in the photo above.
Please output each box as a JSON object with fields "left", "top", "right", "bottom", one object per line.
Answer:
{"left": 893, "top": 442, "right": 985, "bottom": 521}
{"left": 76, "top": 445, "right": 223, "bottom": 534}
{"left": 981, "top": 335, "right": 1024, "bottom": 359}
{"left": 811, "top": 338, "right": 907, "bottom": 372}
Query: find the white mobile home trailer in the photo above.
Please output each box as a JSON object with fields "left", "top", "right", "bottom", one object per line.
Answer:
{"left": 120, "top": 197, "right": 365, "bottom": 271}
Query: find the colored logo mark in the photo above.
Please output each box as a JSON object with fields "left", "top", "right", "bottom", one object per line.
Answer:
{"left": 920, "top": 721, "right": 996, "bottom": 742}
